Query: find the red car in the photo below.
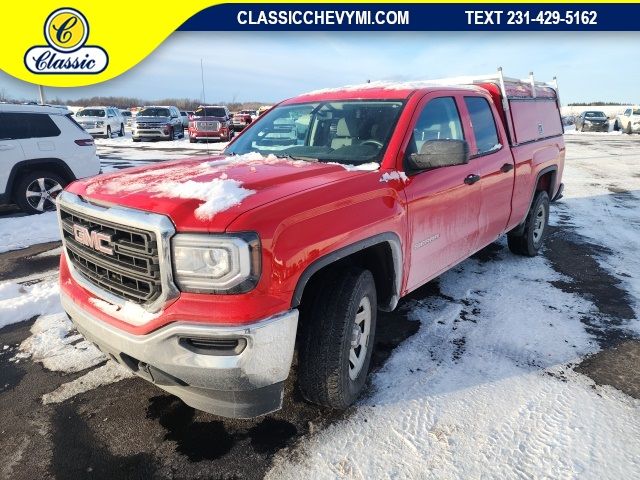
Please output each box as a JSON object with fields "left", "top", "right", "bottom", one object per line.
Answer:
{"left": 188, "top": 105, "right": 233, "bottom": 143}
{"left": 231, "top": 109, "right": 256, "bottom": 131}
{"left": 58, "top": 70, "right": 564, "bottom": 418}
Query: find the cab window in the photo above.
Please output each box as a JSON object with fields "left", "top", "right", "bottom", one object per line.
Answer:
{"left": 405, "top": 97, "right": 464, "bottom": 160}
{"left": 464, "top": 97, "right": 500, "bottom": 155}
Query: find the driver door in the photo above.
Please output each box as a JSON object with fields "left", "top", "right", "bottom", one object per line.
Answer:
{"left": 401, "top": 94, "right": 482, "bottom": 292}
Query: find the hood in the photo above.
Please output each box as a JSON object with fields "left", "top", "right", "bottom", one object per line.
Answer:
{"left": 68, "top": 153, "right": 380, "bottom": 232}
{"left": 135, "top": 116, "right": 171, "bottom": 123}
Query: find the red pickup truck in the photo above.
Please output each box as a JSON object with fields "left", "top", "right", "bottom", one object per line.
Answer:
{"left": 57, "top": 71, "right": 565, "bottom": 418}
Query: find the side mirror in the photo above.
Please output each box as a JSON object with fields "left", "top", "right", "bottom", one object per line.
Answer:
{"left": 406, "top": 139, "right": 469, "bottom": 172}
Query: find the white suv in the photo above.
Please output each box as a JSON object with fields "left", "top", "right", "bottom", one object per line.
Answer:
{"left": 0, "top": 104, "right": 100, "bottom": 214}
{"left": 616, "top": 107, "right": 640, "bottom": 134}
{"left": 75, "top": 106, "right": 125, "bottom": 138}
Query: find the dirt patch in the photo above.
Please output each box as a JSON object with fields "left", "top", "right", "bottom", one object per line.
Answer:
{"left": 575, "top": 340, "right": 640, "bottom": 399}
{"left": 544, "top": 226, "right": 636, "bottom": 348}
{"left": 0, "top": 241, "right": 61, "bottom": 282}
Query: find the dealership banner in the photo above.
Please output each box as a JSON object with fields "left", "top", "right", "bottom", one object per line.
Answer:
{"left": 2, "top": 1, "right": 638, "bottom": 88}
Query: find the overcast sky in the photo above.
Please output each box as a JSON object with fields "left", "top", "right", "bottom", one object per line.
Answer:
{"left": 2, "top": 31, "right": 637, "bottom": 104}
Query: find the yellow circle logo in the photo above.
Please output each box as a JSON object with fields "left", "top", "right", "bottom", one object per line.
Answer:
{"left": 44, "top": 8, "right": 89, "bottom": 53}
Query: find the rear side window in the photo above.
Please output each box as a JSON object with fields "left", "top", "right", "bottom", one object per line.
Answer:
{"left": 464, "top": 97, "right": 500, "bottom": 155}
{"left": 0, "top": 113, "right": 61, "bottom": 140}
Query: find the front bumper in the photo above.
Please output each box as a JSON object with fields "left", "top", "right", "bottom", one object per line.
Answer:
{"left": 581, "top": 123, "right": 609, "bottom": 132}
{"left": 133, "top": 128, "right": 172, "bottom": 139}
{"left": 189, "top": 130, "right": 227, "bottom": 140}
{"left": 61, "top": 292, "right": 299, "bottom": 418}
{"left": 82, "top": 126, "right": 108, "bottom": 136}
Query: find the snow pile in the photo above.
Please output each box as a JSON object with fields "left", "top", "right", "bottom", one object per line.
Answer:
{"left": 19, "top": 313, "right": 104, "bottom": 373}
{"left": 0, "top": 212, "right": 60, "bottom": 254}
{"left": 43, "top": 361, "right": 133, "bottom": 404}
{"left": 380, "top": 171, "right": 409, "bottom": 183}
{"left": 89, "top": 297, "right": 162, "bottom": 326}
{"left": 94, "top": 131, "right": 229, "bottom": 151}
{"left": 0, "top": 280, "right": 61, "bottom": 329}
{"left": 328, "top": 162, "right": 380, "bottom": 172}
{"left": 151, "top": 177, "right": 255, "bottom": 220}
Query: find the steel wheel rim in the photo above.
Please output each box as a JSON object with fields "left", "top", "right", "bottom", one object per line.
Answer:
{"left": 26, "top": 177, "right": 62, "bottom": 212}
{"left": 532, "top": 203, "right": 547, "bottom": 245}
{"left": 348, "top": 296, "right": 372, "bottom": 380}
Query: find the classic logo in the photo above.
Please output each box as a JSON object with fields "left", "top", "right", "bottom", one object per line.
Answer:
{"left": 24, "top": 8, "right": 108, "bottom": 74}
{"left": 72, "top": 224, "right": 113, "bottom": 255}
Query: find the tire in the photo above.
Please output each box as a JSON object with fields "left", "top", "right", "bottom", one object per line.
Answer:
{"left": 189, "top": 137, "right": 196, "bottom": 143}
{"left": 167, "top": 127, "right": 174, "bottom": 141}
{"left": 14, "top": 171, "right": 66, "bottom": 214}
{"left": 580, "top": 124, "right": 585, "bottom": 132}
{"left": 614, "top": 120, "right": 620, "bottom": 131}
{"left": 118, "top": 124, "right": 124, "bottom": 137}
{"left": 106, "top": 126, "right": 111, "bottom": 138}
{"left": 132, "top": 138, "right": 141, "bottom": 142}
{"left": 298, "top": 267, "right": 377, "bottom": 409}
{"left": 507, "top": 190, "right": 550, "bottom": 257}
{"left": 626, "top": 123, "right": 633, "bottom": 135}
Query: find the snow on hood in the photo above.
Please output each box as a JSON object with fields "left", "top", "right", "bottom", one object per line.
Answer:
{"left": 78, "top": 152, "right": 378, "bottom": 228}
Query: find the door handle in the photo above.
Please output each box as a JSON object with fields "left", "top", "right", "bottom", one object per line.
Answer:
{"left": 501, "top": 163, "right": 514, "bottom": 173}
{"left": 464, "top": 174, "right": 481, "bottom": 185}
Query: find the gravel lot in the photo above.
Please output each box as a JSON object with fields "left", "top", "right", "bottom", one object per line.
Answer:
{"left": 0, "top": 133, "right": 638, "bottom": 479}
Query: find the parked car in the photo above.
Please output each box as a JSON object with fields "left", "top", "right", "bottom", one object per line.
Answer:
{"left": 188, "top": 105, "right": 233, "bottom": 142}
{"left": 0, "top": 104, "right": 99, "bottom": 214}
{"left": 231, "top": 110, "right": 256, "bottom": 131}
{"left": 120, "top": 110, "right": 133, "bottom": 127}
{"left": 179, "top": 111, "right": 190, "bottom": 128}
{"left": 132, "top": 106, "right": 184, "bottom": 141}
{"left": 57, "top": 72, "right": 564, "bottom": 419}
{"left": 75, "top": 106, "right": 125, "bottom": 138}
{"left": 615, "top": 107, "right": 640, "bottom": 134}
{"left": 575, "top": 111, "right": 609, "bottom": 132}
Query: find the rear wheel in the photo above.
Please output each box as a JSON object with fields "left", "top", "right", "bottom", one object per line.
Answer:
{"left": 105, "top": 126, "right": 111, "bottom": 138}
{"left": 167, "top": 127, "right": 174, "bottom": 140}
{"left": 14, "top": 171, "right": 66, "bottom": 214}
{"left": 189, "top": 137, "right": 196, "bottom": 143}
{"left": 298, "top": 267, "right": 377, "bottom": 409}
{"left": 118, "top": 124, "right": 124, "bottom": 136}
{"left": 627, "top": 122, "right": 633, "bottom": 135}
{"left": 508, "top": 190, "right": 550, "bottom": 257}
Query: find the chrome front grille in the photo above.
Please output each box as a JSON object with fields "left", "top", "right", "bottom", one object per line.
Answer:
{"left": 195, "top": 121, "right": 221, "bottom": 131}
{"left": 60, "top": 207, "right": 162, "bottom": 304}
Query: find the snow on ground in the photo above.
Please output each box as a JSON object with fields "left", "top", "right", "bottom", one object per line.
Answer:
{"left": 0, "top": 279, "right": 60, "bottom": 329}
{"left": 94, "top": 131, "right": 229, "bottom": 151}
{"left": 0, "top": 211, "right": 60, "bottom": 254}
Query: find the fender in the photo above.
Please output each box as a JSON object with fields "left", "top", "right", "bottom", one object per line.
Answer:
{"left": 3, "top": 158, "right": 76, "bottom": 201}
{"left": 511, "top": 165, "right": 558, "bottom": 235}
{"left": 291, "top": 232, "right": 403, "bottom": 312}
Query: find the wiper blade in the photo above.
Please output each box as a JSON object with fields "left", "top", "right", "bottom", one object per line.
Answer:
{"left": 275, "top": 153, "right": 317, "bottom": 162}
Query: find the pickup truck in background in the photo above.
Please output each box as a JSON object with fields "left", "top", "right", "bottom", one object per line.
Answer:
{"left": 57, "top": 70, "right": 565, "bottom": 418}
{"left": 231, "top": 109, "right": 257, "bottom": 131}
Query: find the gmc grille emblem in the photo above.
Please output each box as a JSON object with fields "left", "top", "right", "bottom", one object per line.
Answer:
{"left": 72, "top": 224, "right": 113, "bottom": 255}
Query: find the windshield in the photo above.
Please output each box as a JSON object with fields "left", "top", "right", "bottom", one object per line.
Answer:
{"left": 226, "top": 100, "right": 404, "bottom": 165}
{"left": 634, "top": 109, "right": 640, "bottom": 115}
{"left": 585, "top": 111, "right": 606, "bottom": 118}
{"left": 138, "top": 108, "right": 170, "bottom": 117}
{"left": 195, "top": 107, "right": 226, "bottom": 117}
{"left": 121, "top": 111, "right": 131, "bottom": 117}
{"left": 77, "top": 109, "right": 105, "bottom": 117}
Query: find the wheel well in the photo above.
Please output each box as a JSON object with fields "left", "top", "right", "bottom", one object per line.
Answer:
{"left": 536, "top": 170, "right": 555, "bottom": 197}
{"left": 9, "top": 160, "right": 75, "bottom": 201}
{"left": 297, "top": 242, "right": 399, "bottom": 315}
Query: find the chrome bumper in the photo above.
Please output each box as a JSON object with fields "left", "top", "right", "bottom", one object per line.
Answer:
{"left": 61, "top": 292, "right": 299, "bottom": 418}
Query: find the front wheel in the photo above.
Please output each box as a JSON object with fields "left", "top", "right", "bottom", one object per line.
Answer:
{"left": 118, "top": 124, "right": 124, "bottom": 137}
{"left": 105, "top": 126, "right": 111, "bottom": 138}
{"left": 627, "top": 123, "right": 633, "bottom": 135}
{"left": 507, "top": 190, "right": 550, "bottom": 257}
{"left": 298, "top": 267, "right": 377, "bottom": 409}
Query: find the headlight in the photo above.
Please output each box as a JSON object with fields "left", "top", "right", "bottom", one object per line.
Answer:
{"left": 584, "top": 120, "right": 592, "bottom": 124}
{"left": 171, "top": 233, "right": 260, "bottom": 293}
